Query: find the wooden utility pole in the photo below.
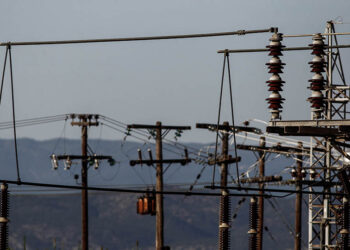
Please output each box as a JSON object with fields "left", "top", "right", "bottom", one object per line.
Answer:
{"left": 196, "top": 121, "right": 243, "bottom": 250}
{"left": 51, "top": 114, "right": 114, "bottom": 250}
{"left": 128, "top": 122, "right": 191, "bottom": 250}
{"left": 294, "top": 142, "right": 303, "bottom": 250}
{"left": 71, "top": 114, "right": 99, "bottom": 250}
{"left": 219, "top": 121, "right": 230, "bottom": 250}
{"left": 257, "top": 137, "right": 265, "bottom": 250}
{"left": 155, "top": 121, "right": 164, "bottom": 250}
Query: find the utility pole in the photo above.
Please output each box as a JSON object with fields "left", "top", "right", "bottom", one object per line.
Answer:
{"left": 294, "top": 142, "right": 303, "bottom": 250}
{"left": 219, "top": 121, "right": 230, "bottom": 250}
{"left": 128, "top": 121, "right": 191, "bottom": 250}
{"left": 51, "top": 114, "right": 115, "bottom": 250}
{"left": 79, "top": 115, "right": 90, "bottom": 250}
{"left": 257, "top": 137, "right": 265, "bottom": 250}
{"left": 196, "top": 121, "right": 242, "bottom": 250}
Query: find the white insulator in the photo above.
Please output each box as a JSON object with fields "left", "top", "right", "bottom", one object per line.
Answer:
{"left": 311, "top": 90, "right": 323, "bottom": 98}
{"left": 312, "top": 73, "right": 324, "bottom": 81}
{"left": 269, "top": 41, "right": 281, "bottom": 47}
{"left": 269, "top": 57, "right": 281, "bottom": 64}
{"left": 270, "top": 33, "right": 282, "bottom": 42}
{"left": 269, "top": 74, "right": 281, "bottom": 81}
{"left": 64, "top": 157, "right": 72, "bottom": 170}
{"left": 269, "top": 91, "right": 281, "bottom": 99}
{"left": 94, "top": 154, "right": 99, "bottom": 169}
{"left": 270, "top": 110, "right": 280, "bottom": 120}
{"left": 312, "top": 56, "right": 324, "bottom": 63}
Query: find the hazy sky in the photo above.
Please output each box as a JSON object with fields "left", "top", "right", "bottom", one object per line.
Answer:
{"left": 0, "top": 0, "right": 350, "bottom": 142}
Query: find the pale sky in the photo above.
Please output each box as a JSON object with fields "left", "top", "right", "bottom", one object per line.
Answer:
{"left": 0, "top": 0, "right": 350, "bottom": 142}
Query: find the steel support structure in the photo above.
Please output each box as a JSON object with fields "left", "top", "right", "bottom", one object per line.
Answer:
{"left": 306, "top": 22, "right": 349, "bottom": 250}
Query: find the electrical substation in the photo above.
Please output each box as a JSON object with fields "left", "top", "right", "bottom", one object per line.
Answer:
{"left": 0, "top": 20, "right": 350, "bottom": 250}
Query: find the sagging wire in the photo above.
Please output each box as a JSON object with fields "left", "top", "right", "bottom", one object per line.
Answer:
{"left": 9, "top": 44, "right": 21, "bottom": 182}
{"left": 212, "top": 53, "right": 226, "bottom": 187}
{"left": 51, "top": 119, "right": 68, "bottom": 155}
{"left": 101, "top": 116, "right": 211, "bottom": 164}
{"left": 0, "top": 46, "right": 9, "bottom": 104}
{"left": 226, "top": 52, "right": 241, "bottom": 185}
{"left": 0, "top": 115, "right": 68, "bottom": 130}
{"left": 267, "top": 197, "right": 295, "bottom": 237}
{"left": 231, "top": 197, "right": 246, "bottom": 226}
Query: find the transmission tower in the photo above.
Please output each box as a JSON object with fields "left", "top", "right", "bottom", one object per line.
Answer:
{"left": 266, "top": 21, "right": 350, "bottom": 249}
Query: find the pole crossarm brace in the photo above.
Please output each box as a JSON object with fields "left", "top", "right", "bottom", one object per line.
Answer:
{"left": 239, "top": 175, "right": 282, "bottom": 184}
{"left": 54, "top": 155, "right": 114, "bottom": 161}
{"left": 196, "top": 123, "right": 262, "bottom": 134}
{"left": 127, "top": 124, "right": 191, "bottom": 130}
{"left": 217, "top": 44, "right": 350, "bottom": 54}
{"left": 207, "top": 155, "right": 241, "bottom": 165}
{"left": 130, "top": 158, "right": 191, "bottom": 166}
{"left": 236, "top": 144, "right": 325, "bottom": 156}
{"left": 0, "top": 28, "right": 276, "bottom": 47}
{"left": 70, "top": 114, "right": 99, "bottom": 127}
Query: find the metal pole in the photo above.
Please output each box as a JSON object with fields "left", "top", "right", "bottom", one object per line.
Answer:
{"left": 295, "top": 142, "right": 303, "bottom": 250}
{"left": 257, "top": 137, "right": 265, "bottom": 250}
{"left": 155, "top": 121, "right": 164, "bottom": 250}
{"left": 81, "top": 117, "right": 88, "bottom": 250}
{"left": 324, "top": 21, "right": 333, "bottom": 249}
{"left": 219, "top": 121, "right": 230, "bottom": 250}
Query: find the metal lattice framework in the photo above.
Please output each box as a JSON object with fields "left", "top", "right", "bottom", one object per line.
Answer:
{"left": 308, "top": 21, "right": 350, "bottom": 250}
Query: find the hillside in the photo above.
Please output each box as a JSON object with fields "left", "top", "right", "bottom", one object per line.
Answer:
{"left": 0, "top": 138, "right": 304, "bottom": 249}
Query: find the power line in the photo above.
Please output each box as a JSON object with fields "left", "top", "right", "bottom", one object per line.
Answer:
{"left": 0, "top": 179, "right": 274, "bottom": 197}
{"left": 0, "top": 28, "right": 274, "bottom": 47}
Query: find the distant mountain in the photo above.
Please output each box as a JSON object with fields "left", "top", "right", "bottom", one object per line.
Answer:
{"left": 0, "top": 139, "right": 304, "bottom": 249}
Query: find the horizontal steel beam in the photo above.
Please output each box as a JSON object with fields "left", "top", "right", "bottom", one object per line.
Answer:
{"left": 268, "top": 119, "right": 350, "bottom": 127}
{"left": 217, "top": 44, "right": 350, "bottom": 54}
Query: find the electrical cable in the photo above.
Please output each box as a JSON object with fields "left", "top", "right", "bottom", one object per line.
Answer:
{"left": 226, "top": 52, "right": 241, "bottom": 185}
{"left": 0, "top": 28, "right": 274, "bottom": 47}
{"left": 0, "top": 179, "right": 275, "bottom": 197}
{"left": 8, "top": 45, "right": 21, "bottom": 182}
{"left": 0, "top": 46, "right": 9, "bottom": 104}
{"left": 213, "top": 52, "right": 226, "bottom": 187}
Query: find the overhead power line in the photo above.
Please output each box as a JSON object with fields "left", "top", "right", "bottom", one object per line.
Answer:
{"left": 0, "top": 179, "right": 274, "bottom": 197}
{"left": 0, "top": 28, "right": 275, "bottom": 47}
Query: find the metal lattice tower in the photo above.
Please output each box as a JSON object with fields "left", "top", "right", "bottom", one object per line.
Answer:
{"left": 308, "top": 21, "right": 350, "bottom": 250}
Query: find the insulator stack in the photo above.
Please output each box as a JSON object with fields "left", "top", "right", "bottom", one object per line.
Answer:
{"left": 340, "top": 197, "right": 350, "bottom": 250}
{"left": 0, "top": 183, "right": 9, "bottom": 250}
{"left": 308, "top": 33, "right": 326, "bottom": 119}
{"left": 248, "top": 197, "right": 258, "bottom": 250}
{"left": 266, "top": 33, "right": 285, "bottom": 120}
{"left": 219, "top": 191, "right": 231, "bottom": 250}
